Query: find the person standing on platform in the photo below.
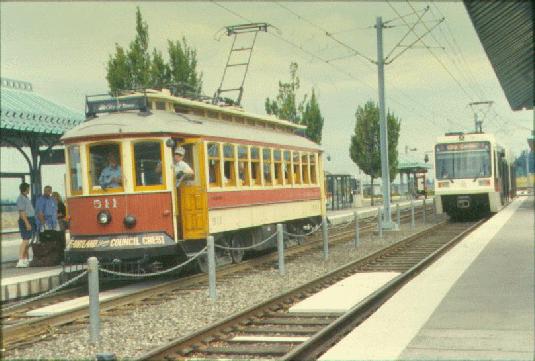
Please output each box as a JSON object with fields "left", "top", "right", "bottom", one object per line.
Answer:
{"left": 16, "top": 182, "right": 35, "bottom": 268}
{"left": 35, "top": 185, "right": 58, "bottom": 232}
{"left": 52, "top": 191, "right": 67, "bottom": 250}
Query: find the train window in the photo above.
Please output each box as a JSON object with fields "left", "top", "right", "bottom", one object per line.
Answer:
{"left": 263, "top": 148, "right": 273, "bottom": 186}
{"left": 67, "top": 145, "right": 82, "bottom": 195}
{"left": 310, "top": 153, "right": 317, "bottom": 184}
{"left": 223, "top": 143, "right": 236, "bottom": 187}
{"left": 133, "top": 141, "right": 164, "bottom": 189}
{"left": 155, "top": 101, "right": 166, "bottom": 110}
{"left": 302, "top": 153, "right": 310, "bottom": 184}
{"left": 88, "top": 143, "right": 123, "bottom": 192}
{"left": 273, "top": 149, "right": 283, "bottom": 185}
{"left": 250, "top": 147, "right": 261, "bottom": 186}
{"left": 293, "top": 151, "right": 302, "bottom": 184}
{"left": 283, "top": 150, "right": 292, "bottom": 185}
{"left": 207, "top": 142, "right": 221, "bottom": 187}
{"left": 237, "top": 145, "right": 250, "bottom": 186}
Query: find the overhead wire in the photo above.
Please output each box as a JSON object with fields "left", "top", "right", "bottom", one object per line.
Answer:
{"left": 211, "top": 0, "right": 465, "bottom": 132}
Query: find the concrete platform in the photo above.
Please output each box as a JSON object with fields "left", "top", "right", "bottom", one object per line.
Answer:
{"left": 289, "top": 272, "right": 399, "bottom": 314}
{"left": 26, "top": 280, "right": 160, "bottom": 317}
{"left": 327, "top": 198, "right": 433, "bottom": 225}
{"left": 1, "top": 266, "right": 64, "bottom": 301}
{"left": 320, "top": 197, "right": 534, "bottom": 360}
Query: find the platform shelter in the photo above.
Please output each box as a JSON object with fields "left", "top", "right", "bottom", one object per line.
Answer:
{"left": 0, "top": 78, "right": 84, "bottom": 201}
{"left": 398, "top": 156, "right": 432, "bottom": 199}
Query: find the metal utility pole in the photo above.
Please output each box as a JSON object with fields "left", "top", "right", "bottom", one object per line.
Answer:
{"left": 375, "top": 16, "right": 395, "bottom": 229}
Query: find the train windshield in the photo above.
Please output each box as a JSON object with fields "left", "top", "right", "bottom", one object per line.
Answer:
{"left": 435, "top": 141, "right": 491, "bottom": 180}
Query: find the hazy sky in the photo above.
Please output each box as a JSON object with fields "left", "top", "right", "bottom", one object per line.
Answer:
{"left": 1, "top": 1, "right": 532, "bottom": 199}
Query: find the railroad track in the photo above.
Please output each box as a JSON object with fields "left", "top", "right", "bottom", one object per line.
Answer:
{"left": 137, "top": 219, "right": 482, "bottom": 360}
{"left": 1, "top": 205, "right": 432, "bottom": 351}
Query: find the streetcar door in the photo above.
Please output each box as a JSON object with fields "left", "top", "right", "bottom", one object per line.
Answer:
{"left": 176, "top": 142, "right": 208, "bottom": 239}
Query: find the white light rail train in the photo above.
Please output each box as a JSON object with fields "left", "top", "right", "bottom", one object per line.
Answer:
{"left": 434, "top": 132, "right": 514, "bottom": 220}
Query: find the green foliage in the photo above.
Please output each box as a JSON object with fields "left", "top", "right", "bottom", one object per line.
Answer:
{"left": 349, "top": 100, "right": 401, "bottom": 204}
{"left": 167, "top": 38, "right": 203, "bottom": 96}
{"left": 301, "top": 89, "right": 324, "bottom": 144}
{"left": 106, "top": 7, "right": 202, "bottom": 96}
{"left": 265, "top": 63, "right": 324, "bottom": 144}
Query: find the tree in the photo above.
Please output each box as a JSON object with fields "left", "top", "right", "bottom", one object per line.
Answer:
{"left": 265, "top": 62, "right": 324, "bottom": 144}
{"left": 349, "top": 100, "right": 401, "bottom": 205}
{"left": 106, "top": 7, "right": 202, "bottom": 96}
{"left": 301, "top": 89, "right": 324, "bottom": 144}
{"left": 167, "top": 38, "right": 203, "bottom": 96}
{"left": 265, "top": 62, "right": 302, "bottom": 123}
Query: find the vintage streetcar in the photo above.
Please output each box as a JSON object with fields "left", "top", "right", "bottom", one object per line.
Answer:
{"left": 62, "top": 90, "right": 326, "bottom": 271}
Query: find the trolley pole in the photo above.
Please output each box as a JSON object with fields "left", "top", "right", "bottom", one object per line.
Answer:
{"left": 376, "top": 16, "right": 395, "bottom": 229}
{"left": 276, "top": 224, "right": 285, "bottom": 275}
{"left": 88, "top": 257, "right": 100, "bottom": 345}
{"left": 207, "top": 236, "right": 217, "bottom": 301}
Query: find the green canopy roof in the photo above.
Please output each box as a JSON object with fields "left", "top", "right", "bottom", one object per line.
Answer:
{"left": 0, "top": 78, "right": 84, "bottom": 140}
{"left": 398, "top": 154, "right": 432, "bottom": 173}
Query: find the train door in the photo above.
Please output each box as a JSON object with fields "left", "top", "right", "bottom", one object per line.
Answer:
{"left": 176, "top": 140, "right": 208, "bottom": 239}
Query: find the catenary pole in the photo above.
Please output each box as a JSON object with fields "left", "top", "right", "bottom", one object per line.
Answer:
{"left": 376, "top": 16, "right": 394, "bottom": 229}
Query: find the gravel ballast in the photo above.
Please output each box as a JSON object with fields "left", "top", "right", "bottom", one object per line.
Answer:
{"left": 5, "top": 217, "right": 444, "bottom": 360}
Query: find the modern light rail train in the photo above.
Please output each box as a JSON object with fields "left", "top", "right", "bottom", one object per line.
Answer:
{"left": 434, "top": 132, "right": 514, "bottom": 220}
{"left": 62, "top": 89, "right": 325, "bottom": 269}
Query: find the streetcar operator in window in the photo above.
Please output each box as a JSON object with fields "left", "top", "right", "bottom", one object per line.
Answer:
{"left": 99, "top": 153, "right": 122, "bottom": 189}
{"left": 173, "top": 146, "right": 194, "bottom": 186}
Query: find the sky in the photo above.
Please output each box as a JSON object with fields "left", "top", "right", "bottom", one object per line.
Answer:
{"left": 1, "top": 1, "right": 532, "bottom": 200}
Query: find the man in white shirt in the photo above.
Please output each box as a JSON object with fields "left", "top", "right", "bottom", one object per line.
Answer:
{"left": 173, "top": 146, "right": 194, "bottom": 186}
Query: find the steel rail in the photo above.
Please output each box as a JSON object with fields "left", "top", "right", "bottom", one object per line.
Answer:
{"left": 136, "top": 220, "right": 451, "bottom": 360}
{"left": 281, "top": 218, "right": 486, "bottom": 360}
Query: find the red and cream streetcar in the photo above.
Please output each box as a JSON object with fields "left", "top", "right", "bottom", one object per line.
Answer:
{"left": 62, "top": 89, "right": 325, "bottom": 269}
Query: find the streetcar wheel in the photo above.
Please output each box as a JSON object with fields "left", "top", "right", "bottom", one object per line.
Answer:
{"left": 229, "top": 234, "right": 245, "bottom": 263}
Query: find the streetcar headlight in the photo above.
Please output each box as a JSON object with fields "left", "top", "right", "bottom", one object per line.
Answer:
{"left": 438, "top": 181, "right": 449, "bottom": 188}
{"left": 478, "top": 179, "right": 491, "bottom": 186}
{"left": 123, "top": 214, "right": 137, "bottom": 228}
{"left": 97, "top": 210, "right": 112, "bottom": 224}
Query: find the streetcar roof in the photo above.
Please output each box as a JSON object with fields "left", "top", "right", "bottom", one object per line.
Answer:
{"left": 61, "top": 110, "right": 321, "bottom": 150}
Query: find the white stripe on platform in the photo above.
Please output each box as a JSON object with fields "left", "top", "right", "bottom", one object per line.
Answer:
{"left": 26, "top": 281, "right": 161, "bottom": 317}
{"left": 289, "top": 272, "right": 400, "bottom": 314}
{"left": 231, "top": 335, "right": 309, "bottom": 342}
{"left": 320, "top": 198, "right": 523, "bottom": 360}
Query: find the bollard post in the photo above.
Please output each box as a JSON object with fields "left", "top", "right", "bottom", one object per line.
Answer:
{"left": 322, "top": 216, "right": 329, "bottom": 260}
{"left": 353, "top": 211, "right": 359, "bottom": 247}
{"left": 378, "top": 207, "right": 383, "bottom": 239}
{"left": 422, "top": 199, "right": 426, "bottom": 224}
{"left": 410, "top": 199, "right": 415, "bottom": 230}
{"left": 433, "top": 197, "right": 437, "bottom": 221}
{"left": 277, "top": 224, "right": 285, "bottom": 275}
{"left": 88, "top": 257, "right": 100, "bottom": 345}
{"left": 207, "top": 236, "right": 217, "bottom": 301}
{"left": 396, "top": 203, "right": 400, "bottom": 227}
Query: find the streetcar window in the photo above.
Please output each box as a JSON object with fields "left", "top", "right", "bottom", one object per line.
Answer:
{"left": 273, "top": 149, "right": 283, "bottom": 185}
{"left": 310, "top": 153, "right": 317, "bottom": 184}
{"left": 293, "top": 151, "right": 302, "bottom": 184}
{"left": 207, "top": 142, "right": 221, "bottom": 187}
{"left": 237, "top": 145, "right": 250, "bottom": 186}
{"left": 302, "top": 153, "right": 310, "bottom": 184}
{"left": 223, "top": 143, "right": 236, "bottom": 187}
{"left": 250, "top": 147, "right": 261, "bottom": 186}
{"left": 133, "top": 141, "right": 164, "bottom": 188}
{"left": 263, "top": 148, "right": 273, "bottom": 185}
{"left": 283, "top": 150, "right": 292, "bottom": 185}
{"left": 435, "top": 142, "right": 491, "bottom": 180}
{"left": 89, "top": 143, "right": 123, "bottom": 191}
{"left": 67, "top": 145, "right": 82, "bottom": 194}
